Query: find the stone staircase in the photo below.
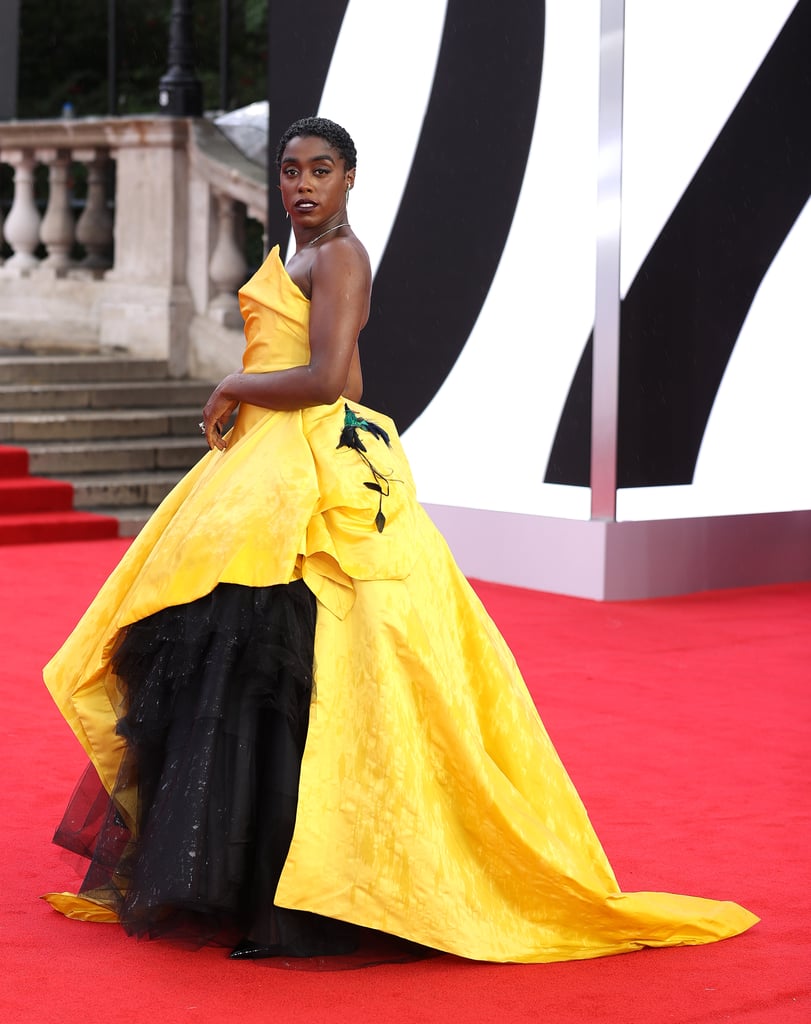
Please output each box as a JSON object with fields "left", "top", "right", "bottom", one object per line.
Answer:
{"left": 0, "top": 350, "right": 213, "bottom": 536}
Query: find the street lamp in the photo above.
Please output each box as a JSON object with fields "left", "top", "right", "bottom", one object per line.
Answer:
{"left": 158, "top": 0, "right": 203, "bottom": 116}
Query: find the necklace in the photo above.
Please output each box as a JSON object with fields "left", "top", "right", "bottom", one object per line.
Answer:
{"left": 307, "top": 222, "right": 350, "bottom": 247}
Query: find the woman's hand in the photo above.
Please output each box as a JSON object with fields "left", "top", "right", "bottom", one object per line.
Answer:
{"left": 202, "top": 375, "right": 239, "bottom": 451}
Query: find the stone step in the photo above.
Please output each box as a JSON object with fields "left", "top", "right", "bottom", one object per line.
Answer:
{"left": 25, "top": 437, "right": 206, "bottom": 475}
{"left": 0, "top": 349, "right": 215, "bottom": 538}
{"left": 68, "top": 470, "right": 186, "bottom": 510}
{"left": 0, "top": 379, "right": 213, "bottom": 412}
{"left": 0, "top": 407, "right": 203, "bottom": 443}
{"left": 86, "top": 505, "right": 156, "bottom": 538}
{"left": 0, "top": 353, "right": 174, "bottom": 385}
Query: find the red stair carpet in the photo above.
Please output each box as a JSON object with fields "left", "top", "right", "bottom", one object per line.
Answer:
{"left": 1, "top": 537, "right": 808, "bottom": 1024}
{"left": 0, "top": 445, "right": 118, "bottom": 545}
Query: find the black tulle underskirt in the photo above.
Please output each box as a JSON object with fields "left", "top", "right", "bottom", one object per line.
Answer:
{"left": 53, "top": 580, "right": 360, "bottom": 957}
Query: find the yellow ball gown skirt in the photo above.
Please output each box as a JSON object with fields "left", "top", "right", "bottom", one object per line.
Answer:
{"left": 42, "top": 246, "right": 758, "bottom": 962}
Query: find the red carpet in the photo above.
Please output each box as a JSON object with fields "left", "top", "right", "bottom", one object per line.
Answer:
{"left": 0, "top": 538, "right": 808, "bottom": 1023}
{"left": 0, "top": 445, "right": 118, "bottom": 544}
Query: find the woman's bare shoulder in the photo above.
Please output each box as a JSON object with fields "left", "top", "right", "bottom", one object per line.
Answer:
{"left": 310, "top": 235, "right": 372, "bottom": 304}
{"left": 312, "top": 233, "right": 371, "bottom": 276}
{"left": 287, "top": 233, "right": 370, "bottom": 299}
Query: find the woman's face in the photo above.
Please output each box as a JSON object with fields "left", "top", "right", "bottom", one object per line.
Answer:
{"left": 279, "top": 135, "right": 355, "bottom": 229}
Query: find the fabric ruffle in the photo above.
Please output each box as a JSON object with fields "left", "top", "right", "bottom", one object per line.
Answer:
{"left": 50, "top": 580, "right": 358, "bottom": 955}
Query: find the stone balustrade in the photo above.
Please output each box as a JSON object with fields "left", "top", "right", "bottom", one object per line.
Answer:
{"left": 0, "top": 116, "right": 267, "bottom": 378}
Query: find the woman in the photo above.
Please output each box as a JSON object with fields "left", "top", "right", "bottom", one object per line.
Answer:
{"left": 43, "top": 117, "right": 758, "bottom": 963}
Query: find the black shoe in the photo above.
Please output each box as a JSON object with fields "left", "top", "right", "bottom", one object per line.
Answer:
{"left": 229, "top": 939, "right": 278, "bottom": 960}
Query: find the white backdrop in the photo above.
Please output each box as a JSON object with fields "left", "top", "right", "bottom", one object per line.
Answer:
{"left": 618, "top": 0, "right": 810, "bottom": 520}
{"left": 316, "top": 0, "right": 809, "bottom": 523}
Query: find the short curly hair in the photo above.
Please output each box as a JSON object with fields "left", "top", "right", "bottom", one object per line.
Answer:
{"left": 275, "top": 116, "right": 357, "bottom": 171}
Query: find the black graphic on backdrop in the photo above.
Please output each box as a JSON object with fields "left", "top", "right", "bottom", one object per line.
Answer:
{"left": 266, "top": 1, "right": 545, "bottom": 430}
{"left": 354, "top": 1, "right": 545, "bottom": 427}
{"left": 266, "top": 2, "right": 351, "bottom": 255}
{"left": 546, "top": 0, "right": 811, "bottom": 488}
{"left": 268, "top": 0, "right": 544, "bottom": 428}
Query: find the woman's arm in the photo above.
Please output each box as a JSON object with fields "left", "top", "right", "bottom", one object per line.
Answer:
{"left": 202, "top": 239, "right": 370, "bottom": 450}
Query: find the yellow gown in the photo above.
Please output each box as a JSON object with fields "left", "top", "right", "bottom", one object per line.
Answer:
{"left": 43, "top": 246, "right": 758, "bottom": 962}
